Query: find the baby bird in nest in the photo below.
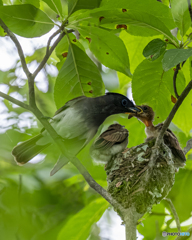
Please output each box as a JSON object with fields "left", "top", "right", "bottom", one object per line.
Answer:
{"left": 90, "top": 123, "right": 129, "bottom": 164}
{"left": 128, "top": 105, "right": 186, "bottom": 167}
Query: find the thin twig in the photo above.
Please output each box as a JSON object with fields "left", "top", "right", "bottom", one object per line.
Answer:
{"left": 46, "top": 28, "right": 62, "bottom": 55}
{"left": 164, "top": 198, "right": 181, "bottom": 232}
{"left": 149, "top": 80, "right": 192, "bottom": 168}
{"left": 183, "top": 138, "right": 192, "bottom": 154}
{"left": 188, "top": 0, "right": 192, "bottom": 22}
{"left": 33, "top": 29, "right": 74, "bottom": 79}
{"left": 173, "top": 64, "right": 180, "bottom": 99}
{"left": 0, "top": 91, "right": 32, "bottom": 111}
{"left": 71, "top": 157, "right": 125, "bottom": 213}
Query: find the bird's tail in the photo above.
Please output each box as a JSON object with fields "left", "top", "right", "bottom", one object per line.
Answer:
{"left": 12, "top": 134, "right": 51, "bottom": 165}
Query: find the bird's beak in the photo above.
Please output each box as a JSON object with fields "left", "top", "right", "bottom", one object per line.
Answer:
{"left": 126, "top": 106, "right": 143, "bottom": 114}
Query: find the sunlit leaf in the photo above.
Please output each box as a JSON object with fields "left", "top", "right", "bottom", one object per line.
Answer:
{"left": 77, "top": 26, "right": 131, "bottom": 77}
{"left": 54, "top": 41, "right": 104, "bottom": 108}
{"left": 58, "top": 198, "right": 109, "bottom": 240}
{"left": 20, "top": 0, "right": 40, "bottom": 8}
{"left": 0, "top": 4, "right": 54, "bottom": 37}
{"left": 42, "top": 0, "right": 62, "bottom": 16}
{"left": 68, "top": 0, "right": 101, "bottom": 16}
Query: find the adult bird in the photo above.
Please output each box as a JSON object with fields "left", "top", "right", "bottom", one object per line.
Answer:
{"left": 90, "top": 123, "right": 129, "bottom": 164}
{"left": 128, "top": 105, "right": 186, "bottom": 167}
{"left": 12, "top": 93, "right": 141, "bottom": 173}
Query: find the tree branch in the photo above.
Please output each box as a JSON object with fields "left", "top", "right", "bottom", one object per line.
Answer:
{"left": 188, "top": 0, "right": 192, "bottom": 22}
{"left": 183, "top": 138, "right": 192, "bottom": 155}
{"left": 0, "top": 91, "right": 32, "bottom": 111}
{"left": 32, "top": 29, "right": 74, "bottom": 79}
{"left": 149, "top": 80, "right": 192, "bottom": 168}
{"left": 175, "top": 226, "right": 192, "bottom": 240}
{"left": 173, "top": 64, "right": 180, "bottom": 99}
{"left": 164, "top": 198, "right": 181, "bottom": 232}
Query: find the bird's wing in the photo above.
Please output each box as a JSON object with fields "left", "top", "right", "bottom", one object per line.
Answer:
{"left": 94, "top": 128, "right": 128, "bottom": 150}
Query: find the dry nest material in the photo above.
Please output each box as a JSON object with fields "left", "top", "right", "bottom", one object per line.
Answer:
{"left": 106, "top": 139, "right": 176, "bottom": 214}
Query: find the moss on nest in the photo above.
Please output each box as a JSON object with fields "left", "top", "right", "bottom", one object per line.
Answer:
{"left": 106, "top": 139, "right": 175, "bottom": 214}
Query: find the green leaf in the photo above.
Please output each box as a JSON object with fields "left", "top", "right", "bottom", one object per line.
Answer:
{"left": 54, "top": 41, "right": 104, "bottom": 109}
{"left": 168, "top": 169, "right": 192, "bottom": 222}
{"left": 143, "top": 38, "right": 166, "bottom": 61}
{"left": 132, "top": 58, "right": 174, "bottom": 124}
{"left": 162, "top": 49, "right": 192, "bottom": 71}
{"left": 77, "top": 26, "right": 131, "bottom": 77}
{"left": 100, "top": 0, "right": 175, "bottom": 30}
{"left": 0, "top": 0, "right": 3, "bottom": 6}
{"left": 20, "top": 0, "right": 40, "bottom": 8}
{"left": 42, "top": 0, "right": 62, "bottom": 17}
{"left": 171, "top": 0, "right": 191, "bottom": 37}
{"left": 58, "top": 198, "right": 108, "bottom": 240}
{"left": 0, "top": 4, "right": 54, "bottom": 37}
{"left": 138, "top": 203, "right": 166, "bottom": 240}
{"left": 91, "top": 9, "right": 178, "bottom": 46}
{"left": 68, "top": 0, "right": 101, "bottom": 16}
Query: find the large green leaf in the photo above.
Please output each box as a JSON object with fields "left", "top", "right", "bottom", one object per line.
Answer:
{"left": 68, "top": 0, "right": 101, "bottom": 16}
{"left": 91, "top": 9, "right": 178, "bottom": 46}
{"left": 42, "top": 0, "right": 62, "bottom": 16}
{"left": 77, "top": 26, "right": 131, "bottom": 77}
{"left": 0, "top": 4, "right": 54, "bottom": 37}
{"left": 168, "top": 169, "right": 192, "bottom": 222}
{"left": 54, "top": 41, "right": 104, "bottom": 108}
{"left": 20, "top": 0, "right": 40, "bottom": 8}
{"left": 162, "top": 49, "right": 192, "bottom": 72}
{"left": 143, "top": 38, "right": 166, "bottom": 61}
{"left": 58, "top": 198, "right": 108, "bottom": 240}
{"left": 132, "top": 58, "right": 174, "bottom": 124}
{"left": 100, "top": 0, "right": 175, "bottom": 30}
{"left": 171, "top": 0, "right": 191, "bottom": 37}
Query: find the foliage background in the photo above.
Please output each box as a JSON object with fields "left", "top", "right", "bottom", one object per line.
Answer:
{"left": 0, "top": 0, "right": 192, "bottom": 239}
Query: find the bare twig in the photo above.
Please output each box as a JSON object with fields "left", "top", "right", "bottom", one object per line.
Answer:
{"left": 173, "top": 64, "right": 180, "bottom": 99}
{"left": 188, "top": 0, "right": 192, "bottom": 22}
{"left": 33, "top": 29, "right": 74, "bottom": 79}
{"left": 183, "top": 138, "right": 192, "bottom": 154}
{"left": 149, "top": 80, "right": 192, "bottom": 168}
{"left": 0, "top": 91, "right": 32, "bottom": 111}
{"left": 71, "top": 157, "right": 125, "bottom": 213}
{"left": 164, "top": 198, "right": 181, "bottom": 232}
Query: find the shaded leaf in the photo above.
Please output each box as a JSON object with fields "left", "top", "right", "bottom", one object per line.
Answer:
{"left": 171, "top": 0, "right": 191, "bottom": 36}
{"left": 77, "top": 26, "right": 131, "bottom": 77}
{"left": 143, "top": 38, "right": 166, "bottom": 61}
{"left": 132, "top": 58, "right": 174, "bottom": 124}
{"left": 54, "top": 41, "right": 104, "bottom": 108}
{"left": 0, "top": 4, "right": 54, "bottom": 37}
{"left": 162, "top": 49, "right": 192, "bottom": 71}
{"left": 42, "top": 0, "right": 62, "bottom": 16}
{"left": 68, "top": 0, "right": 101, "bottom": 16}
{"left": 58, "top": 198, "right": 108, "bottom": 240}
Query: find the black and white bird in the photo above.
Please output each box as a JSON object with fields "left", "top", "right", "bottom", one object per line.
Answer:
{"left": 90, "top": 123, "right": 129, "bottom": 164}
{"left": 128, "top": 105, "right": 186, "bottom": 167}
{"left": 12, "top": 93, "right": 141, "bottom": 174}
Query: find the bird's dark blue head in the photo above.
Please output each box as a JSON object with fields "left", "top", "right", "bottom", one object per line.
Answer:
{"left": 104, "top": 93, "right": 142, "bottom": 114}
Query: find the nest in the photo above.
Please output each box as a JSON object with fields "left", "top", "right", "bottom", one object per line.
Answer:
{"left": 106, "top": 139, "right": 176, "bottom": 214}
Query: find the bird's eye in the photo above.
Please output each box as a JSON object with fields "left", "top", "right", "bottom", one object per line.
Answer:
{"left": 122, "top": 99, "right": 128, "bottom": 107}
{"left": 143, "top": 106, "right": 148, "bottom": 111}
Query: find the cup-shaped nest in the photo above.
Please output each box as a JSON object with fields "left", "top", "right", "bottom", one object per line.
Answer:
{"left": 106, "top": 139, "right": 176, "bottom": 214}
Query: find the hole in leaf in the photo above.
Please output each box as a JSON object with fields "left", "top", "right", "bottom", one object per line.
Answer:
{"left": 86, "top": 37, "right": 91, "bottom": 43}
{"left": 122, "top": 9, "right": 127, "bottom": 12}
{"left": 99, "top": 16, "right": 105, "bottom": 22}
{"left": 62, "top": 52, "right": 68, "bottom": 58}
{"left": 171, "top": 95, "right": 177, "bottom": 103}
{"left": 116, "top": 24, "right": 127, "bottom": 29}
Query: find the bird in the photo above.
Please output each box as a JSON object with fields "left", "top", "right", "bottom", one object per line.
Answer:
{"left": 90, "top": 123, "right": 129, "bottom": 164}
{"left": 128, "top": 105, "right": 186, "bottom": 167}
{"left": 12, "top": 93, "right": 141, "bottom": 174}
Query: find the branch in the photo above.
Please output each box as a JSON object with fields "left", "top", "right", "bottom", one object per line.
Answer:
{"left": 149, "top": 80, "right": 192, "bottom": 167}
{"left": 71, "top": 157, "right": 125, "bottom": 213}
{"left": 188, "top": 0, "right": 192, "bottom": 22}
{"left": 173, "top": 64, "right": 180, "bottom": 99}
{"left": 0, "top": 91, "right": 32, "bottom": 111}
{"left": 164, "top": 198, "right": 181, "bottom": 232}
{"left": 183, "top": 138, "right": 192, "bottom": 155}
{"left": 32, "top": 29, "right": 74, "bottom": 79}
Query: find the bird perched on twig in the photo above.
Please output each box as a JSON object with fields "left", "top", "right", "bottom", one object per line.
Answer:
{"left": 90, "top": 123, "right": 129, "bottom": 164}
{"left": 12, "top": 93, "right": 141, "bottom": 174}
{"left": 128, "top": 105, "right": 186, "bottom": 167}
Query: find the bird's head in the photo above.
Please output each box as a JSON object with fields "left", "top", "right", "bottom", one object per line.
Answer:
{"left": 105, "top": 93, "right": 142, "bottom": 114}
{"left": 128, "top": 105, "right": 154, "bottom": 127}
